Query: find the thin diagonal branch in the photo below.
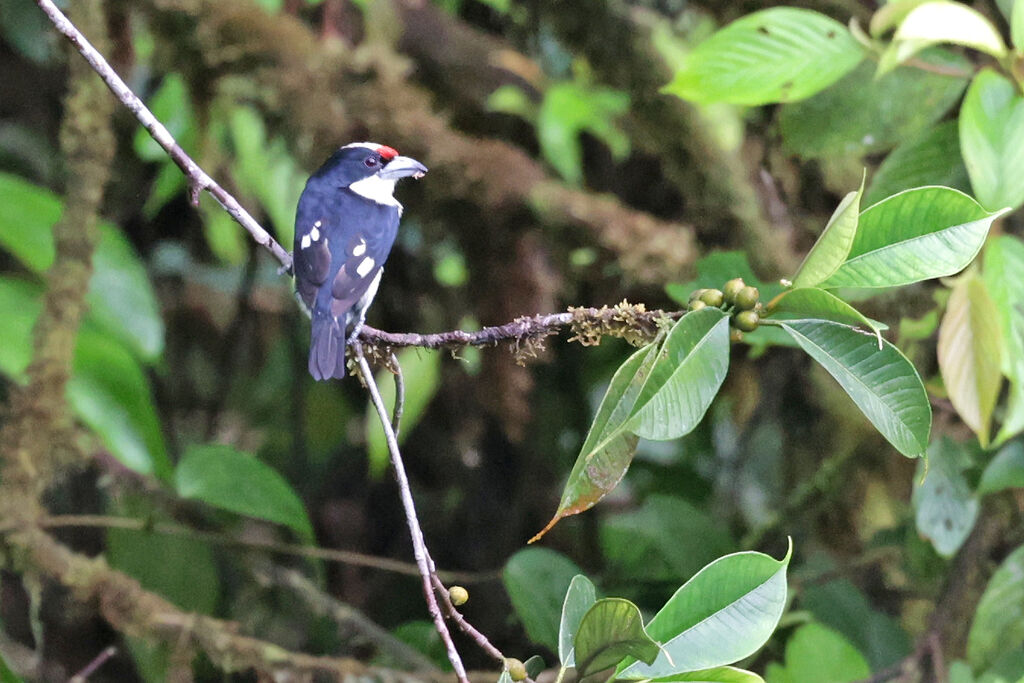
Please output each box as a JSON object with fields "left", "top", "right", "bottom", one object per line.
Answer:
{"left": 34, "top": 0, "right": 293, "bottom": 272}
{"left": 353, "top": 341, "right": 470, "bottom": 683}
{"left": 430, "top": 572, "right": 505, "bottom": 664}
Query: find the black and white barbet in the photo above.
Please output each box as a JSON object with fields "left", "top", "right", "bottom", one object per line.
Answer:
{"left": 293, "top": 142, "right": 427, "bottom": 380}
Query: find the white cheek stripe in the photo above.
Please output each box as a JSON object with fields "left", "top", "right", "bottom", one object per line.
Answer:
{"left": 348, "top": 175, "right": 401, "bottom": 208}
{"left": 355, "top": 257, "right": 376, "bottom": 277}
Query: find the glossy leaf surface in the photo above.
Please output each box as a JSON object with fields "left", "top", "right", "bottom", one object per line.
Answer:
{"left": 559, "top": 575, "right": 598, "bottom": 667}
{"left": 792, "top": 183, "right": 862, "bottom": 288}
{"left": 573, "top": 598, "right": 659, "bottom": 678}
{"left": 959, "top": 70, "right": 1024, "bottom": 211}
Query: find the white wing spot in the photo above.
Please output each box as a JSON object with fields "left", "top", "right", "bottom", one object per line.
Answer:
{"left": 300, "top": 234, "right": 311, "bottom": 249}
{"left": 352, "top": 239, "right": 367, "bottom": 257}
{"left": 310, "top": 226, "right": 320, "bottom": 241}
{"left": 355, "top": 257, "right": 376, "bottom": 277}
{"left": 313, "top": 220, "right": 322, "bottom": 228}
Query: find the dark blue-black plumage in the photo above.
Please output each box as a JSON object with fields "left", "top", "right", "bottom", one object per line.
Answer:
{"left": 293, "top": 142, "right": 426, "bottom": 380}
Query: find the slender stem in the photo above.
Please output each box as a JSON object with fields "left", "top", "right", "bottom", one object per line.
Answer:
{"left": 430, "top": 571, "right": 505, "bottom": 663}
{"left": 353, "top": 341, "right": 469, "bottom": 683}
{"left": 69, "top": 646, "right": 117, "bottom": 682}
{"left": 33, "top": 0, "right": 293, "bottom": 271}
{"left": 391, "top": 352, "right": 405, "bottom": 438}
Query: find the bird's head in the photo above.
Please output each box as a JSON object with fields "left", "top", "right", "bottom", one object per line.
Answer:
{"left": 312, "top": 142, "right": 427, "bottom": 205}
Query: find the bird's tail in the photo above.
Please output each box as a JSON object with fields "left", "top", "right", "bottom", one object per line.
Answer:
{"left": 309, "top": 313, "right": 348, "bottom": 381}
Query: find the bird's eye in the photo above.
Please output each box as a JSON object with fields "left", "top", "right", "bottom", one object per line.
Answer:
{"left": 364, "top": 156, "right": 378, "bottom": 168}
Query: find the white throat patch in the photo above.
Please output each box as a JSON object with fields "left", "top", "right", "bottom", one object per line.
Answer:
{"left": 348, "top": 174, "right": 402, "bottom": 212}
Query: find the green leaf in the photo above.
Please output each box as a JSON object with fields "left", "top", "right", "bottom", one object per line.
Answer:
{"left": 779, "top": 52, "right": 968, "bottom": 160}
{"left": 1014, "top": 0, "right": 1024, "bottom": 48}
{"left": 617, "top": 547, "right": 790, "bottom": 679}
{"left": 0, "top": 277, "right": 43, "bottom": 382}
{"left": 865, "top": 120, "right": 970, "bottom": 206}
{"left": 366, "top": 348, "right": 442, "bottom": 479}
{"left": 983, "top": 236, "right": 1024, "bottom": 446}
{"left": 781, "top": 319, "right": 930, "bottom": 457}
{"left": 174, "top": 444, "right": 314, "bottom": 540}
{"left": 793, "top": 184, "right": 863, "bottom": 288}
{"left": 487, "top": 85, "right": 536, "bottom": 119}
{"left": 937, "top": 275, "right": 1003, "bottom": 446}
{"left": 560, "top": 575, "right": 598, "bottom": 667}
{"left": 764, "top": 623, "right": 870, "bottom": 683}
{"left": 652, "top": 667, "right": 764, "bottom": 682}
{"left": 664, "top": 8, "right": 862, "bottom": 105}
{"left": 106, "top": 495, "right": 219, "bottom": 614}
{"left": 199, "top": 194, "right": 247, "bottom": 265}
{"left": 0, "top": 651, "right": 24, "bottom": 683}
{"left": 600, "top": 494, "right": 735, "bottom": 583}
{"left": 894, "top": 2, "right": 1007, "bottom": 59}
{"left": 625, "top": 308, "right": 731, "bottom": 440}
{"left": 960, "top": 70, "right": 1024, "bottom": 212}
{"left": 913, "top": 438, "right": 979, "bottom": 557}
{"left": 503, "top": 548, "right": 583, "bottom": 652}
{"left": 968, "top": 544, "right": 1024, "bottom": 669}
{"left": 538, "top": 82, "right": 630, "bottom": 184}
{"left": 531, "top": 343, "right": 657, "bottom": 541}
{"left": 767, "top": 288, "right": 885, "bottom": 345}
{"left": 870, "top": 0, "right": 933, "bottom": 36}
{"left": 88, "top": 225, "right": 165, "bottom": 362}
{"left": 70, "top": 329, "right": 172, "bottom": 479}
{"left": 574, "top": 598, "right": 660, "bottom": 679}
{"left": 821, "top": 187, "right": 1004, "bottom": 289}
{"left": 0, "top": 171, "right": 57, "bottom": 273}
{"left": 524, "top": 655, "right": 545, "bottom": 680}
{"left": 978, "top": 441, "right": 1024, "bottom": 496}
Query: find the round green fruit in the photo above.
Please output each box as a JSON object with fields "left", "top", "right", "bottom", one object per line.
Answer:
{"left": 735, "top": 286, "right": 760, "bottom": 311}
{"left": 688, "top": 288, "right": 709, "bottom": 302}
{"left": 449, "top": 586, "right": 469, "bottom": 606}
{"left": 688, "top": 300, "right": 707, "bottom": 311}
{"left": 699, "top": 288, "right": 724, "bottom": 307}
{"left": 723, "top": 278, "right": 745, "bottom": 305}
{"left": 506, "top": 658, "right": 528, "bottom": 681}
{"left": 733, "top": 310, "right": 760, "bottom": 332}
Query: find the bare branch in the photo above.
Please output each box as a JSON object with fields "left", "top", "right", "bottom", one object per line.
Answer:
{"left": 431, "top": 572, "right": 505, "bottom": 664}
{"left": 34, "top": 0, "right": 294, "bottom": 272}
{"left": 353, "top": 341, "right": 470, "bottom": 683}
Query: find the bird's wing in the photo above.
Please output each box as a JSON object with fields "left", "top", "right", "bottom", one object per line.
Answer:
{"left": 293, "top": 196, "right": 333, "bottom": 312}
{"left": 328, "top": 197, "right": 400, "bottom": 318}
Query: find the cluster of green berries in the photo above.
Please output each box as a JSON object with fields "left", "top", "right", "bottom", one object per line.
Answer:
{"left": 687, "top": 278, "right": 762, "bottom": 338}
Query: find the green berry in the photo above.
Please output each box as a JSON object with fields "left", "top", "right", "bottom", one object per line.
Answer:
{"left": 449, "top": 586, "right": 469, "bottom": 606}
{"left": 733, "top": 310, "right": 759, "bottom": 332}
{"left": 506, "top": 658, "right": 528, "bottom": 681}
{"left": 723, "top": 278, "right": 745, "bottom": 305}
{"left": 735, "top": 286, "right": 760, "bottom": 311}
{"left": 699, "top": 288, "right": 724, "bottom": 307}
{"left": 688, "top": 300, "right": 707, "bottom": 311}
{"left": 730, "top": 329, "right": 744, "bottom": 343}
{"left": 688, "top": 288, "right": 709, "bottom": 302}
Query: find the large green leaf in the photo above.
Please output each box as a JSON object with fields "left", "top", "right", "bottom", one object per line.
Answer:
{"left": 865, "top": 121, "right": 970, "bottom": 206}
{"left": 978, "top": 441, "right": 1024, "bottom": 495}
{"left": 0, "top": 172, "right": 56, "bottom": 272}
{"left": 937, "top": 275, "right": 1003, "bottom": 446}
{"left": 968, "top": 544, "right": 1024, "bottom": 669}
{"left": 764, "top": 623, "right": 870, "bottom": 683}
{"left": 792, "top": 183, "right": 863, "bottom": 288}
{"left": 537, "top": 82, "right": 630, "bottom": 185}
{"left": 574, "top": 598, "right": 659, "bottom": 678}
{"left": 366, "top": 347, "right": 442, "bottom": 479}
{"left": 913, "top": 438, "right": 979, "bottom": 557}
{"left": 559, "top": 575, "right": 598, "bottom": 667}
{"left": 0, "top": 277, "right": 43, "bottom": 382}
{"left": 768, "top": 288, "right": 885, "bottom": 345}
{"left": 821, "top": 187, "right": 1004, "bottom": 289}
{"left": 617, "top": 548, "right": 790, "bottom": 678}
{"left": 960, "top": 70, "right": 1024, "bottom": 212}
{"left": 663, "top": 8, "right": 863, "bottom": 105}
{"left": 503, "top": 548, "right": 583, "bottom": 652}
{"left": 779, "top": 51, "right": 967, "bottom": 160}
{"left": 781, "top": 319, "right": 930, "bottom": 457}
{"left": 530, "top": 343, "right": 656, "bottom": 541}
{"left": 983, "top": 236, "right": 1024, "bottom": 445}
{"left": 600, "top": 494, "right": 735, "bottom": 582}
{"left": 70, "top": 328, "right": 172, "bottom": 479}
{"left": 174, "top": 444, "right": 314, "bottom": 540}
{"left": 625, "top": 308, "right": 731, "bottom": 440}
{"left": 893, "top": 2, "right": 1007, "bottom": 59}
{"left": 653, "top": 668, "right": 764, "bottom": 682}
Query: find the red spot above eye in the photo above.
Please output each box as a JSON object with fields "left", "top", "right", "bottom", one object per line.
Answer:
{"left": 377, "top": 145, "right": 399, "bottom": 161}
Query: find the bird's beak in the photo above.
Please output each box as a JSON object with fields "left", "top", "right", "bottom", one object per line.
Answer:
{"left": 379, "top": 155, "right": 428, "bottom": 180}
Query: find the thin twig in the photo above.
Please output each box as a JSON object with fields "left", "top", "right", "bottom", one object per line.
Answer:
{"left": 391, "top": 351, "right": 405, "bottom": 438}
{"left": 69, "top": 646, "right": 117, "bottom": 682}
{"left": 430, "top": 571, "right": 505, "bottom": 663}
{"left": 31, "top": 514, "right": 499, "bottom": 584}
{"left": 33, "top": 0, "right": 293, "bottom": 272}
{"left": 353, "top": 341, "right": 470, "bottom": 683}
